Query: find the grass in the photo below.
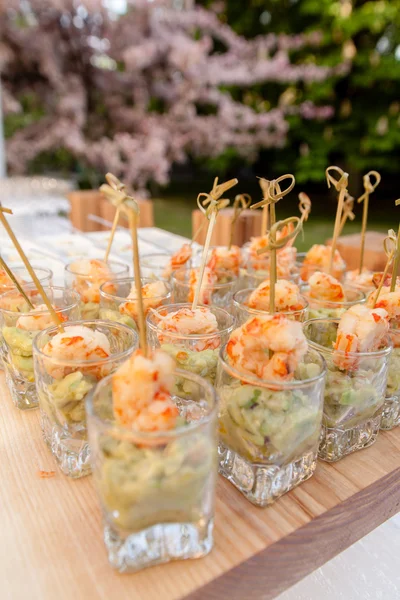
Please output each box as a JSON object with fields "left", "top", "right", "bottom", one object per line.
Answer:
{"left": 153, "top": 196, "right": 393, "bottom": 247}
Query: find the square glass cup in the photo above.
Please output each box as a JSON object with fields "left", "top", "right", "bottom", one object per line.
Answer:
{"left": 216, "top": 345, "right": 326, "bottom": 507}
{"left": 301, "top": 285, "right": 365, "bottom": 320}
{"left": 33, "top": 320, "right": 138, "bottom": 478}
{"left": 99, "top": 277, "right": 171, "bottom": 330}
{"left": 65, "top": 259, "right": 129, "bottom": 320}
{"left": 0, "top": 286, "right": 80, "bottom": 409}
{"left": 233, "top": 289, "right": 309, "bottom": 326}
{"left": 303, "top": 318, "right": 392, "bottom": 461}
{"left": 172, "top": 266, "right": 237, "bottom": 309}
{"left": 86, "top": 369, "right": 218, "bottom": 572}
{"left": 147, "top": 303, "right": 235, "bottom": 385}
{"left": 381, "top": 328, "right": 400, "bottom": 430}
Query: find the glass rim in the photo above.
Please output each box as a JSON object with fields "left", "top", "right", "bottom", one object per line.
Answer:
{"left": 64, "top": 258, "right": 129, "bottom": 277}
{"left": 295, "top": 258, "right": 347, "bottom": 272}
{"left": 303, "top": 317, "right": 393, "bottom": 357}
{"left": 0, "top": 286, "right": 81, "bottom": 316}
{"left": 218, "top": 343, "right": 326, "bottom": 388}
{"left": 32, "top": 319, "right": 138, "bottom": 366}
{"left": 172, "top": 266, "right": 237, "bottom": 289}
{"left": 300, "top": 284, "right": 365, "bottom": 308}
{"left": 86, "top": 368, "right": 218, "bottom": 439}
{"left": 0, "top": 264, "right": 53, "bottom": 276}
{"left": 233, "top": 288, "right": 309, "bottom": 317}
{"left": 99, "top": 277, "right": 171, "bottom": 303}
{"left": 146, "top": 302, "right": 235, "bottom": 339}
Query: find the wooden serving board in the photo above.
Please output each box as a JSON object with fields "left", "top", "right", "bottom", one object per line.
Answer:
{"left": 1, "top": 372, "right": 400, "bottom": 600}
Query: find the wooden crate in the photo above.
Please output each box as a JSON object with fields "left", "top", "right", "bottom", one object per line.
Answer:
{"left": 326, "top": 231, "right": 389, "bottom": 272}
{"left": 192, "top": 208, "right": 262, "bottom": 246}
{"left": 1, "top": 372, "right": 399, "bottom": 600}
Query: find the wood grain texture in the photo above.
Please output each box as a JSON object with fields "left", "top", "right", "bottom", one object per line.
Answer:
{"left": 1, "top": 372, "right": 399, "bottom": 600}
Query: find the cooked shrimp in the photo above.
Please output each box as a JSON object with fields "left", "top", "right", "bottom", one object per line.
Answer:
{"left": 308, "top": 271, "right": 345, "bottom": 302}
{"left": 42, "top": 325, "right": 111, "bottom": 379}
{"left": 345, "top": 268, "right": 375, "bottom": 291}
{"left": 188, "top": 266, "right": 218, "bottom": 305}
{"left": 113, "top": 349, "right": 179, "bottom": 432}
{"left": 69, "top": 259, "right": 115, "bottom": 304}
{"left": 0, "top": 269, "right": 26, "bottom": 290}
{"left": 163, "top": 244, "right": 192, "bottom": 278}
{"left": 333, "top": 304, "right": 389, "bottom": 369}
{"left": 301, "top": 244, "right": 345, "bottom": 282}
{"left": 120, "top": 280, "right": 168, "bottom": 321}
{"left": 226, "top": 314, "right": 307, "bottom": 381}
{"left": 372, "top": 272, "right": 400, "bottom": 290}
{"left": 16, "top": 304, "right": 68, "bottom": 331}
{"left": 248, "top": 222, "right": 295, "bottom": 261}
{"left": 154, "top": 306, "right": 219, "bottom": 351}
{"left": 372, "top": 291, "right": 400, "bottom": 322}
{"left": 208, "top": 246, "right": 241, "bottom": 275}
{"left": 247, "top": 279, "right": 305, "bottom": 312}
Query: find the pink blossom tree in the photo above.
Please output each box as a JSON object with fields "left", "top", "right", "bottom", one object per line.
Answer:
{"left": 0, "top": 0, "right": 347, "bottom": 190}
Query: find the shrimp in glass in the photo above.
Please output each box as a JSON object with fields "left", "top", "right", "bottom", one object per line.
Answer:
{"left": 188, "top": 266, "right": 218, "bottom": 305}
{"left": 120, "top": 280, "right": 168, "bottom": 321}
{"left": 68, "top": 259, "right": 115, "bottom": 304}
{"left": 248, "top": 222, "right": 296, "bottom": 262}
{"left": 207, "top": 246, "right": 241, "bottom": 276}
{"left": 112, "top": 349, "right": 179, "bottom": 431}
{"left": 333, "top": 304, "right": 389, "bottom": 369}
{"left": 226, "top": 314, "right": 308, "bottom": 381}
{"left": 371, "top": 291, "right": 400, "bottom": 323}
{"left": 301, "top": 244, "right": 346, "bottom": 282}
{"left": 344, "top": 268, "right": 375, "bottom": 292}
{"left": 16, "top": 304, "right": 68, "bottom": 331}
{"left": 247, "top": 279, "right": 305, "bottom": 312}
{"left": 153, "top": 306, "right": 219, "bottom": 351}
{"left": 163, "top": 244, "right": 192, "bottom": 278}
{"left": 308, "top": 271, "right": 345, "bottom": 302}
{"left": 42, "top": 325, "right": 111, "bottom": 379}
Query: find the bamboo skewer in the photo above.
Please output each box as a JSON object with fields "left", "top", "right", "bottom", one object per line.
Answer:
{"left": 357, "top": 171, "right": 381, "bottom": 274}
{"left": 259, "top": 179, "right": 270, "bottom": 236}
{"left": 337, "top": 192, "right": 355, "bottom": 238}
{"left": 325, "top": 166, "right": 349, "bottom": 275}
{"left": 0, "top": 255, "right": 34, "bottom": 309}
{"left": 390, "top": 200, "right": 400, "bottom": 293}
{"left": 100, "top": 173, "right": 127, "bottom": 262}
{"left": 373, "top": 230, "right": 397, "bottom": 307}
{"left": 229, "top": 194, "right": 252, "bottom": 250}
{"left": 0, "top": 207, "right": 64, "bottom": 330}
{"left": 191, "top": 177, "right": 238, "bottom": 311}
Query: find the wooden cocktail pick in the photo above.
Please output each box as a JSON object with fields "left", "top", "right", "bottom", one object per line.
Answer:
{"left": 251, "top": 174, "right": 296, "bottom": 237}
{"left": 337, "top": 192, "right": 355, "bottom": 237}
{"left": 373, "top": 229, "right": 397, "bottom": 307}
{"left": 191, "top": 177, "right": 238, "bottom": 310}
{"left": 357, "top": 171, "right": 381, "bottom": 274}
{"left": 259, "top": 178, "right": 270, "bottom": 236}
{"left": 0, "top": 206, "right": 64, "bottom": 330}
{"left": 0, "top": 255, "right": 34, "bottom": 309}
{"left": 100, "top": 173, "right": 130, "bottom": 262}
{"left": 326, "top": 166, "right": 349, "bottom": 275}
{"left": 229, "top": 193, "right": 252, "bottom": 250}
{"left": 390, "top": 199, "right": 400, "bottom": 292}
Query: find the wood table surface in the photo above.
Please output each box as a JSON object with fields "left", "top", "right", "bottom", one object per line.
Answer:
{"left": 1, "top": 372, "right": 400, "bottom": 600}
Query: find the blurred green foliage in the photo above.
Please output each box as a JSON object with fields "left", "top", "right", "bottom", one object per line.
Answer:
{"left": 200, "top": 0, "right": 400, "bottom": 183}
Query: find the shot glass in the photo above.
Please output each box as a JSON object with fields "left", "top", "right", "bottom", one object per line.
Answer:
{"left": 297, "top": 252, "right": 347, "bottom": 283}
{"left": 0, "top": 265, "right": 53, "bottom": 293}
{"left": 140, "top": 253, "right": 173, "bottom": 281}
{"left": 0, "top": 286, "right": 80, "bottom": 410}
{"left": 381, "top": 328, "right": 400, "bottom": 430}
{"left": 86, "top": 369, "right": 218, "bottom": 572}
{"left": 238, "top": 257, "right": 300, "bottom": 290}
{"left": 301, "top": 285, "right": 365, "bottom": 319}
{"left": 304, "top": 318, "right": 392, "bottom": 461}
{"left": 65, "top": 259, "right": 129, "bottom": 319}
{"left": 193, "top": 245, "right": 242, "bottom": 277}
{"left": 33, "top": 320, "right": 138, "bottom": 478}
{"left": 172, "top": 266, "right": 237, "bottom": 309}
{"left": 216, "top": 345, "right": 326, "bottom": 506}
{"left": 147, "top": 303, "right": 235, "bottom": 384}
{"left": 233, "top": 289, "right": 309, "bottom": 325}
{"left": 99, "top": 277, "right": 172, "bottom": 330}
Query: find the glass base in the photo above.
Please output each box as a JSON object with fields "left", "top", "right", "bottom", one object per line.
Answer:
{"left": 40, "top": 410, "right": 91, "bottom": 478}
{"left": 104, "top": 519, "right": 214, "bottom": 573}
{"left": 5, "top": 372, "right": 37, "bottom": 410}
{"left": 218, "top": 443, "right": 317, "bottom": 507}
{"left": 319, "top": 414, "right": 381, "bottom": 462}
{"left": 380, "top": 396, "right": 400, "bottom": 431}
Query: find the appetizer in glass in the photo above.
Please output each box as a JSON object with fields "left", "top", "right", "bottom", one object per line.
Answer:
{"left": 301, "top": 271, "right": 365, "bottom": 319}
